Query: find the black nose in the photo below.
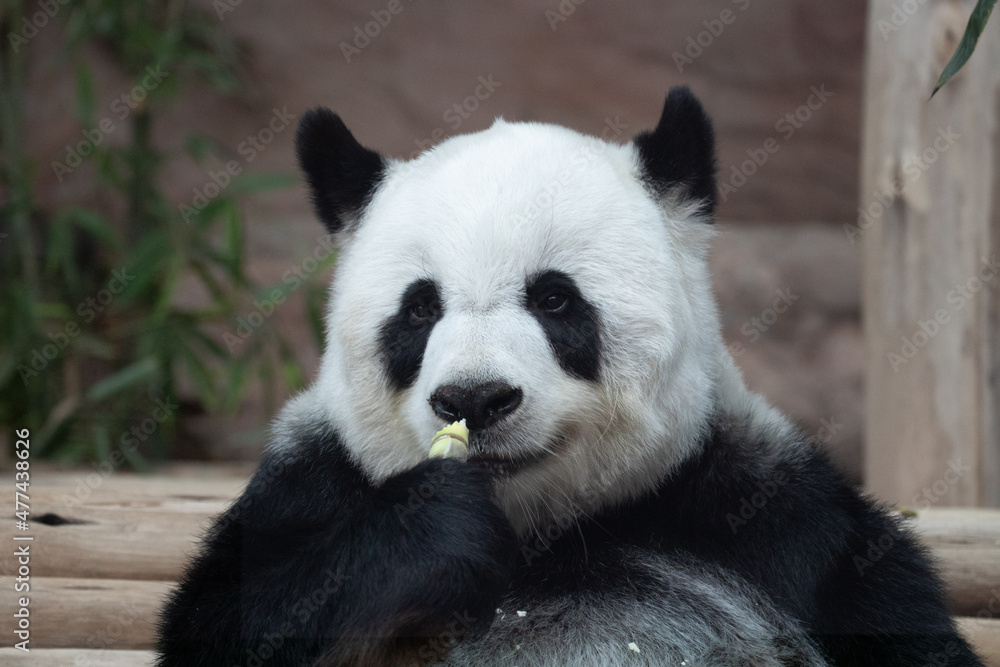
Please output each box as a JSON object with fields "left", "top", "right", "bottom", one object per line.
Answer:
{"left": 430, "top": 382, "right": 523, "bottom": 430}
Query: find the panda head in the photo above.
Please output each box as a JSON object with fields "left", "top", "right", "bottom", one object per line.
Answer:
{"left": 289, "top": 88, "right": 734, "bottom": 533}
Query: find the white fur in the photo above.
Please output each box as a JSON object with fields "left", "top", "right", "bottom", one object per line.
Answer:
{"left": 443, "top": 550, "right": 826, "bottom": 667}
{"left": 274, "top": 118, "right": 789, "bottom": 536}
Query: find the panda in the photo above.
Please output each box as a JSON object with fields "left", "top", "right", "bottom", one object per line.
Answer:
{"left": 158, "top": 87, "right": 983, "bottom": 666}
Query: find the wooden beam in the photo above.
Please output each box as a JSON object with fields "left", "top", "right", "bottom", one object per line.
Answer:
{"left": 861, "top": 1, "right": 1000, "bottom": 506}
{"left": 0, "top": 648, "right": 155, "bottom": 665}
{"left": 959, "top": 618, "right": 1000, "bottom": 666}
{"left": 7, "top": 468, "right": 1000, "bottom": 613}
{"left": 0, "top": 476, "right": 242, "bottom": 581}
{"left": 2, "top": 466, "right": 998, "bottom": 659}
{"left": 1, "top": 575, "right": 998, "bottom": 663}
{"left": 909, "top": 507, "right": 1000, "bottom": 615}
{"left": 0, "top": 577, "right": 170, "bottom": 650}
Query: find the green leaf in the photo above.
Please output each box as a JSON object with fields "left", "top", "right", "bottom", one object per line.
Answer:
{"left": 185, "top": 195, "right": 230, "bottom": 228}
{"left": 184, "top": 133, "right": 216, "bottom": 161}
{"left": 119, "top": 439, "right": 151, "bottom": 471}
{"left": 176, "top": 338, "right": 219, "bottom": 409}
{"left": 223, "top": 200, "right": 244, "bottom": 277}
{"left": 111, "top": 237, "right": 168, "bottom": 310}
{"left": 72, "top": 333, "right": 117, "bottom": 360}
{"left": 933, "top": 0, "right": 997, "bottom": 96}
{"left": 151, "top": 255, "right": 184, "bottom": 323}
{"left": 69, "top": 208, "right": 122, "bottom": 249}
{"left": 220, "top": 358, "right": 249, "bottom": 410}
{"left": 229, "top": 172, "right": 298, "bottom": 195}
{"left": 75, "top": 62, "right": 96, "bottom": 126}
{"left": 93, "top": 423, "right": 112, "bottom": 463}
{"left": 185, "top": 326, "right": 228, "bottom": 359}
{"left": 45, "top": 212, "right": 77, "bottom": 288}
{"left": 282, "top": 360, "right": 305, "bottom": 389}
{"left": 0, "top": 352, "right": 22, "bottom": 388}
{"left": 86, "top": 356, "right": 160, "bottom": 403}
{"left": 34, "top": 301, "right": 75, "bottom": 320}
{"left": 35, "top": 393, "right": 83, "bottom": 457}
{"left": 189, "top": 259, "right": 231, "bottom": 304}
{"left": 1, "top": 0, "right": 306, "bottom": 465}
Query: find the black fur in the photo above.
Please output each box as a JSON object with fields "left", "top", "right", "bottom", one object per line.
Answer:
{"left": 157, "top": 424, "right": 517, "bottom": 666}
{"left": 633, "top": 86, "right": 718, "bottom": 215}
{"left": 157, "top": 411, "right": 982, "bottom": 666}
{"left": 524, "top": 270, "right": 602, "bottom": 382}
{"left": 295, "top": 108, "right": 386, "bottom": 233}
{"left": 378, "top": 279, "right": 444, "bottom": 390}
{"left": 513, "top": 414, "right": 982, "bottom": 666}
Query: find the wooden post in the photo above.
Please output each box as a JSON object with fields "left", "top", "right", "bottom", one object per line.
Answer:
{"left": 860, "top": 0, "right": 1000, "bottom": 507}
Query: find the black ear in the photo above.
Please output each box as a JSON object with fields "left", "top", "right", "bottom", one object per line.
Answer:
{"left": 632, "top": 87, "right": 717, "bottom": 216}
{"left": 295, "top": 108, "right": 386, "bottom": 233}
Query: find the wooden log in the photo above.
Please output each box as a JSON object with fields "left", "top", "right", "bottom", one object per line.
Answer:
{"left": 958, "top": 618, "right": 1000, "bottom": 666}
{"left": 0, "top": 577, "right": 170, "bottom": 650}
{"left": 0, "top": 475, "right": 242, "bottom": 581}
{"left": 0, "top": 572, "right": 998, "bottom": 663}
{"left": 0, "top": 648, "right": 155, "bottom": 666}
{"left": 860, "top": 0, "right": 1000, "bottom": 506}
{"left": 909, "top": 507, "right": 1000, "bottom": 616}
{"left": 7, "top": 465, "right": 1000, "bottom": 613}
{"left": 25, "top": 463, "right": 251, "bottom": 499}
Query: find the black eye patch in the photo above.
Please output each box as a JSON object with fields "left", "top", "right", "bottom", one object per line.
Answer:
{"left": 525, "top": 270, "right": 602, "bottom": 382}
{"left": 378, "top": 279, "right": 443, "bottom": 390}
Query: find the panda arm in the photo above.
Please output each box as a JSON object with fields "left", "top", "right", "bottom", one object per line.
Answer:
{"left": 803, "top": 485, "right": 984, "bottom": 666}
{"left": 745, "top": 457, "right": 983, "bottom": 665}
{"left": 654, "top": 437, "right": 983, "bottom": 666}
{"left": 156, "top": 429, "right": 516, "bottom": 667}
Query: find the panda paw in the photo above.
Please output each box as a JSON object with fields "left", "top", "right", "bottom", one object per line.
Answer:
{"left": 375, "top": 458, "right": 518, "bottom": 633}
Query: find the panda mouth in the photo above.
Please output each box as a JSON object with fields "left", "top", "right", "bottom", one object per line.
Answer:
{"left": 464, "top": 431, "right": 566, "bottom": 476}
{"left": 467, "top": 450, "right": 550, "bottom": 476}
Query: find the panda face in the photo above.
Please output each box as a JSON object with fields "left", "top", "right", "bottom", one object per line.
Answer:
{"left": 295, "top": 90, "right": 723, "bottom": 533}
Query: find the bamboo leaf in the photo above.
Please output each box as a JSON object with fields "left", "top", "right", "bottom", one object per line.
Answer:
{"left": 34, "top": 301, "right": 75, "bottom": 320}
{"left": 185, "top": 195, "right": 230, "bottom": 228}
{"left": 35, "top": 393, "right": 82, "bottom": 456}
{"left": 119, "top": 440, "right": 151, "bottom": 471}
{"left": 185, "top": 133, "right": 215, "bottom": 160}
{"left": 0, "top": 352, "right": 21, "bottom": 388}
{"left": 282, "top": 360, "right": 305, "bottom": 389}
{"left": 151, "top": 254, "right": 184, "bottom": 323}
{"left": 185, "top": 326, "right": 228, "bottom": 359}
{"left": 111, "top": 238, "right": 167, "bottom": 310}
{"left": 69, "top": 208, "right": 123, "bottom": 249}
{"left": 933, "top": 0, "right": 997, "bottom": 96}
{"left": 176, "top": 338, "right": 219, "bottom": 410}
{"left": 189, "top": 258, "right": 231, "bottom": 303}
{"left": 223, "top": 200, "right": 243, "bottom": 277}
{"left": 72, "top": 333, "right": 117, "bottom": 359}
{"left": 93, "top": 423, "right": 112, "bottom": 464}
{"left": 85, "top": 356, "right": 159, "bottom": 403}
{"left": 45, "top": 213, "right": 76, "bottom": 287}
{"left": 229, "top": 172, "right": 298, "bottom": 195}
{"left": 75, "top": 62, "right": 96, "bottom": 126}
{"left": 221, "top": 358, "right": 249, "bottom": 410}
{"left": 2, "top": 0, "right": 296, "bottom": 464}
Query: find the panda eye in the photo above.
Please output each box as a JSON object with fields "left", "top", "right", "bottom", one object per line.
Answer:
{"left": 407, "top": 296, "right": 441, "bottom": 326}
{"left": 538, "top": 291, "right": 570, "bottom": 314}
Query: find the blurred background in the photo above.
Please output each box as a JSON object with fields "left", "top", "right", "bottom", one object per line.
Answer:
{"left": 2, "top": 0, "right": 996, "bottom": 501}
